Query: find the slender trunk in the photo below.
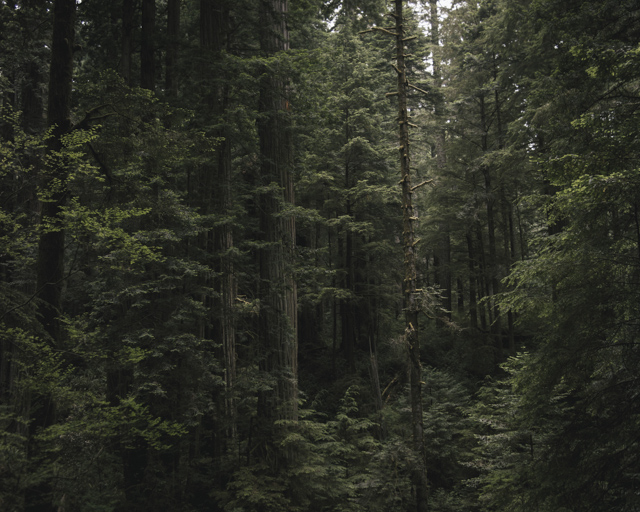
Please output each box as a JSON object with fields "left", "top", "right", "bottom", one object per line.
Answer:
{"left": 515, "top": 198, "right": 528, "bottom": 260}
{"left": 500, "top": 191, "right": 515, "bottom": 352}
{"left": 141, "top": 0, "right": 155, "bottom": 91}
{"left": 430, "top": 0, "right": 451, "bottom": 321}
{"left": 0, "top": 2, "right": 17, "bottom": 140}
{"left": 342, "top": 208, "right": 356, "bottom": 370}
{"left": 479, "top": 95, "right": 502, "bottom": 359}
{"left": 635, "top": 203, "right": 640, "bottom": 262}
{"left": 330, "top": 222, "right": 338, "bottom": 376}
{"left": 474, "top": 222, "right": 489, "bottom": 332}
{"left": 395, "top": 2, "right": 428, "bottom": 510}
{"left": 369, "top": 335, "right": 386, "bottom": 440}
{"left": 495, "top": 78, "right": 514, "bottom": 353}
{"left": 165, "top": 0, "right": 180, "bottom": 97}
{"left": 22, "top": 60, "right": 45, "bottom": 133}
{"left": 121, "top": 0, "right": 134, "bottom": 85}
{"left": 442, "top": 234, "right": 452, "bottom": 319}
{"left": 466, "top": 232, "right": 478, "bottom": 330}
{"left": 341, "top": 109, "right": 357, "bottom": 370}
{"left": 483, "top": 165, "right": 502, "bottom": 357}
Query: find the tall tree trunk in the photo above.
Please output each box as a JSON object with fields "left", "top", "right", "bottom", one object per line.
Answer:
{"left": 479, "top": 95, "right": 502, "bottom": 359}
{"left": 28, "top": 3, "right": 75, "bottom": 510}
{"left": 141, "top": 0, "right": 155, "bottom": 91}
{"left": 341, "top": 109, "right": 357, "bottom": 370}
{"left": 456, "top": 277, "right": 464, "bottom": 314}
{"left": 429, "top": 0, "right": 451, "bottom": 322}
{"left": 36, "top": 0, "right": 74, "bottom": 352}
{"left": 342, "top": 202, "right": 356, "bottom": 370}
{"left": 466, "top": 231, "right": 479, "bottom": 330}
{"left": 114, "top": 1, "right": 157, "bottom": 504}
{"left": 394, "top": 2, "right": 428, "bottom": 510}
{"left": 474, "top": 221, "right": 489, "bottom": 332}
{"left": 500, "top": 190, "right": 515, "bottom": 353}
{"left": 22, "top": 60, "right": 45, "bottom": 133}
{"left": 256, "top": 0, "right": 298, "bottom": 446}
{"left": 483, "top": 163, "right": 502, "bottom": 358}
{"left": 121, "top": 0, "right": 134, "bottom": 85}
{"left": 200, "top": 0, "right": 237, "bottom": 453}
{"left": 165, "top": 0, "right": 180, "bottom": 97}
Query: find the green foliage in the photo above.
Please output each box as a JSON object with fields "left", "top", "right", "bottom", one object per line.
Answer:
{"left": 3, "top": 0, "right": 640, "bottom": 511}
{"left": 222, "top": 387, "right": 379, "bottom": 512}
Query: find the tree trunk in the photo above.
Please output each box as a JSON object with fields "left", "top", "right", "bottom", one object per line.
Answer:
{"left": 500, "top": 190, "right": 515, "bottom": 353}
{"left": 165, "top": 0, "right": 180, "bottom": 97}
{"left": 121, "top": 0, "right": 134, "bottom": 85}
{"left": 36, "top": 0, "right": 74, "bottom": 351}
{"left": 483, "top": 163, "right": 502, "bottom": 359}
{"left": 479, "top": 95, "right": 502, "bottom": 359}
{"left": 394, "top": 1, "right": 428, "bottom": 510}
{"left": 429, "top": 0, "right": 451, "bottom": 322}
{"left": 342, "top": 195, "right": 356, "bottom": 371}
{"left": 199, "top": 0, "right": 237, "bottom": 450}
{"left": 28, "top": 3, "right": 75, "bottom": 509}
{"left": 256, "top": 0, "right": 298, "bottom": 443}
{"left": 22, "top": 60, "right": 45, "bottom": 133}
{"left": 466, "top": 232, "right": 479, "bottom": 330}
{"left": 474, "top": 222, "right": 489, "bottom": 332}
{"left": 141, "top": 0, "right": 155, "bottom": 91}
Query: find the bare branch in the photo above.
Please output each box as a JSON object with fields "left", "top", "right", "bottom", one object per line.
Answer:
{"left": 409, "top": 83, "right": 430, "bottom": 95}
{"left": 411, "top": 179, "right": 434, "bottom": 191}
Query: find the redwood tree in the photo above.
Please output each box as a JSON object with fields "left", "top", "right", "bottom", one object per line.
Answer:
{"left": 29, "top": 3, "right": 75, "bottom": 510}
{"left": 256, "top": 0, "right": 298, "bottom": 434}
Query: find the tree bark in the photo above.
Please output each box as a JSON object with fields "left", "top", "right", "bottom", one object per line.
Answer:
{"left": 256, "top": 0, "right": 298, "bottom": 438}
{"left": 430, "top": 0, "right": 451, "bottom": 322}
{"left": 500, "top": 190, "right": 516, "bottom": 352}
{"left": 141, "top": 0, "right": 155, "bottom": 91}
{"left": 394, "top": 1, "right": 428, "bottom": 510}
{"left": 121, "top": 0, "right": 134, "bottom": 85}
{"left": 165, "top": 0, "right": 180, "bottom": 97}
{"left": 199, "top": 0, "right": 237, "bottom": 449}
{"left": 28, "top": 3, "right": 75, "bottom": 509}
{"left": 474, "top": 221, "right": 489, "bottom": 331}
{"left": 466, "top": 231, "right": 479, "bottom": 330}
{"left": 341, "top": 143, "right": 356, "bottom": 371}
{"left": 479, "top": 95, "right": 502, "bottom": 359}
{"left": 36, "top": 0, "right": 75, "bottom": 350}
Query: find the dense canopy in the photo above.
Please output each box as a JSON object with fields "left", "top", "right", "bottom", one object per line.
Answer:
{"left": 1, "top": 0, "right": 639, "bottom": 511}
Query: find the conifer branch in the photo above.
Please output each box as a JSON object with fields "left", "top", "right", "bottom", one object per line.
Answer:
{"left": 409, "top": 83, "right": 430, "bottom": 95}
{"left": 359, "top": 27, "right": 398, "bottom": 36}
{"left": 411, "top": 179, "right": 434, "bottom": 191}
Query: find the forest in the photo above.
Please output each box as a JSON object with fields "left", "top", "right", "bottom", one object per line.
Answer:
{"left": 1, "top": 0, "right": 639, "bottom": 510}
